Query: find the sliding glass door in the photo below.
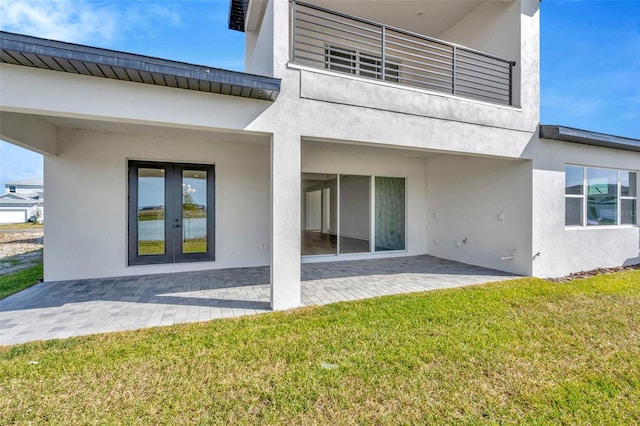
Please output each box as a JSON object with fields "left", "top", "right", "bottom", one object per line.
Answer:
{"left": 128, "top": 161, "right": 215, "bottom": 265}
{"left": 301, "top": 173, "right": 338, "bottom": 255}
{"left": 375, "top": 177, "right": 405, "bottom": 251}
{"left": 339, "top": 175, "right": 371, "bottom": 254}
{"left": 302, "top": 173, "right": 405, "bottom": 256}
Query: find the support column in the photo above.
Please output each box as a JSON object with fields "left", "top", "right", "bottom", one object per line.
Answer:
{"left": 270, "top": 132, "right": 301, "bottom": 310}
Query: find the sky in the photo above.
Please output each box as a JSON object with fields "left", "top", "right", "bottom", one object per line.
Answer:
{"left": 0, "top": 0, "right": 639, "bottom": 187}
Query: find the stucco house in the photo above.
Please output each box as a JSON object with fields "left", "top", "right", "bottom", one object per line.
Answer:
{"left": 0, "top": 0, "right": 637, "bottom": 310}
{"left": 0, "top": 177, "right": 43, "bottom": 223}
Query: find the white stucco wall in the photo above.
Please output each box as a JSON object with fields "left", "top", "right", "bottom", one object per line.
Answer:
{"left": 439, "top": 0, "right": 522, "bottom": 107}
{"left": 528, "top": 139, "right": 640, "bottom": 277}
{"left": 245, "top": 0, "right": 274, "bottom": 76}
{"left": 243, "top": 0, "right": 540, "bottom": 159}
{"left": 44, "top": 128, "right": 271, "bottom": 281}
{"left": 426, "top": 154, "right": 533, "bottom": 275}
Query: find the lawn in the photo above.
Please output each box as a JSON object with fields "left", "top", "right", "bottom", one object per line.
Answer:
{"left": 0, "top": 263, "right": 43, "bottom": 299}
{"left": 1, "top": 271, "right": 639, "bottom": 424}
{"left": 139, "top": 238, "right": 207, "bottom": 255}
{"left": 0, "top": 222, "right": 43, "bottom": 231}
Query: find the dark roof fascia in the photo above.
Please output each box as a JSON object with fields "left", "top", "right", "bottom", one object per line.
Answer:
{"left": 229, "top": 0, "right": 249, "bottom": 31}
{"left": 540, "top": 125, "right": 640, "bottom": 153}
{"left": 0, "top": 31, "right": 279, "bottom": 100}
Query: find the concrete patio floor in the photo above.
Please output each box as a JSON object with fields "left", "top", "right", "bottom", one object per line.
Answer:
{"left": 0, "top": 255, "right": 516, "bottom": 345}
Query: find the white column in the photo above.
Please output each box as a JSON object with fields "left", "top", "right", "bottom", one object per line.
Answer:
{"left": 270, "top": 132, "right": 301, "bottom": 310}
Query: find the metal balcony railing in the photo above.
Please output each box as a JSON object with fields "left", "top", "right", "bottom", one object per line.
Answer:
{"left": 291, "top": 0, "right": 516, "bottom": 106}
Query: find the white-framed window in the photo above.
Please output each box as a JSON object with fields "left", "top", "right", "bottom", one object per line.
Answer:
{"left": 621, "top": 170, "right": 638, "bottom": 225}
{"left": 565, "top": 165, "right": 637, "bottom": 227}
{"left": 324, "top": 45, "right": 399, "bottom": 83}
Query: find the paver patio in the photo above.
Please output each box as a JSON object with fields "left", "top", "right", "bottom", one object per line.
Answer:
{"left": 0, "top": 255, "right": 515, "bottom": 345}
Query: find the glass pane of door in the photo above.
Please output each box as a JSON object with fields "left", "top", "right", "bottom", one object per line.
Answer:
{"left": 339, "top": 175, "right": 370, "bottom": 254}
{"left": 301, "top": 173, "right": 338, "bottom": 255}
{"left": 182, "top": 170, "right": 208, "bottom": 253}
{"left": 375, "top": 177, "right": 405, "bottom": 251}
{"left": 137, "top": 168, "right": 165, "bottom": 255}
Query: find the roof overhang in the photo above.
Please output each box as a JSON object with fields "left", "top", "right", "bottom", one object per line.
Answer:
{"left": 0, "top": 31, "right": 279, "bottom": 101}
{"left": 540, "top": 125, "right": 640, "bottom": 153}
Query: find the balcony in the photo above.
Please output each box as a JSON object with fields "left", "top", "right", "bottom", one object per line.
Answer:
{"left": 291, "top": 0, "right": 516, "bottom": 106}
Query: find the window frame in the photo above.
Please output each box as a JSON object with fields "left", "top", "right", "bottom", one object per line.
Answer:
{"left": 324, "top": 44, "right": 399, "bottom": 83}
{"left": 128, "top": 160, "right": 215, "bottom": 266}
{"left": 301, "top": 173, "right": 407, "bottom": 257}
{"left": 565, "top": 165, "right": 637, "bottom": 228}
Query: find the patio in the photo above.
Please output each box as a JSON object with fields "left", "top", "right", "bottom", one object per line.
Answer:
{"left": 0, "top": 255, "right": 515, "bottom": 345}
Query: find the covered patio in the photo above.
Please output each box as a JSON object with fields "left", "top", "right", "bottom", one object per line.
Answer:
{"left": 0, "top": 255, "right": 515, "bottom": 345}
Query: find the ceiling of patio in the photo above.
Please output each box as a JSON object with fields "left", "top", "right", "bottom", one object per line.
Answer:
{"left": 305, "top": 0, "right": 489, "bottom": 38}
{"left": 36, "top": 114, "right": 270, "bottom": 144}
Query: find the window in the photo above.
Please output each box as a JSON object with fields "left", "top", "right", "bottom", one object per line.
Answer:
{"left": 565, "top": 165, "right": 637, "bottom": 227}
{"left": 621, "top": 170, "right": 638, "bottom": 225}
{"left": 128, "top": 161, "right": 215, "bottom": 265}
{"left": 565, "top": 166, "right": 584, "bottom": 226}
{"left": 325, "top": 46, "right": 399, "bottom": 83}
{"left": 8, "top": 185, "right": 16, "bottom": 193}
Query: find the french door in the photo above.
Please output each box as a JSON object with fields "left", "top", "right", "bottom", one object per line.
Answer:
{"left": 128, "top": 161, "right": 215, "bottom": 265}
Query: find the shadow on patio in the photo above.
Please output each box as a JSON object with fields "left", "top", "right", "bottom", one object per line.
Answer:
{"left": 0, "top": 255, "right": 516, "bottom": 345}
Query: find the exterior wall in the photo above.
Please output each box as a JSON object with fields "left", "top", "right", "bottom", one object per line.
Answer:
{"left": 528, "top": 139, "right": 640, "bottom": 277}
{"left": 0, "top": 64, "right": 274, "bottom": 134}
{"left": 241, "top": 0, "right": 540, "bottom": 163}
{"left": 44, "top": 128, "right": 270, "bottom": 281}
{"left": 302, "top": 143, "right": 429, "bottom": 259}
{"left": 426, "top": 155, "right": 533, "bottom": 275}
{"left": 439, "top": 0, "right": 522, "bottom": 106}
{"left": 245, "top": 0, "right": 274, "bottom": 76}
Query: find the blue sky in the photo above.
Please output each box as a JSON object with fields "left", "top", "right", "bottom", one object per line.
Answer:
{"left": 0, "top": 0, "right": 638, "bottom": 186}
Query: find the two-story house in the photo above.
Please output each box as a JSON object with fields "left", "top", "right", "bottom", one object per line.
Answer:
{"left": 0, "top": 0, "right": 638, "bottom": 309}
{"left": 0, "top": 177, "right": 43, "bottom": 223}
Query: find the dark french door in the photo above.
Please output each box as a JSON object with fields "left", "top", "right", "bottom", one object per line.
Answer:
{"left": 128, "top": 161, "right": 215, "bottom": 265}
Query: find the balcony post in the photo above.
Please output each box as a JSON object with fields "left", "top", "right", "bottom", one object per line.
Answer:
{"left": 509, "top": 62, "right": 514, "bottom": 106}
{"left": 452, "top": 46, "right": 457, "bottom": 96}
{"left": 290, "top": 0, "right": 296, "bottom": 63}
{"left": 381, "top": 26, "right": 386, "bottom": 81}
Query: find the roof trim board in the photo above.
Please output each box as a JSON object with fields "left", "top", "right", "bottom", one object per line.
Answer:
{"left": 0, "top": 31, "right": 279, "bottom": 101}
{"left": 540, "top": 125, "right": 640, "bottom": 153}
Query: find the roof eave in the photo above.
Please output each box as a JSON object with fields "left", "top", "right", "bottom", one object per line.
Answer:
{"left": 540, "top": 125, "right": 640, "bottom": 153}
{"left": 0, "top": 30, "right": 279, "bottom": 100}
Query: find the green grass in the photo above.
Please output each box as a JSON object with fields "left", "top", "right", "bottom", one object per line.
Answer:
{"left": 0, "top": 222, "right": 43, "bottom": 230}
{"left": 1, "top": 271, "right": 639, "bottom": 424}
{"left": 138, "top": 210, "right": 206, "bottom": 221}
{"left": 139, "top": 238, "right": 207, "bottom": 255}
{"left": 0, "top": 263, "right": 43, "bottom": 299}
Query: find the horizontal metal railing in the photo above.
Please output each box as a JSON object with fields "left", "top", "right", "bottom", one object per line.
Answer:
{"left": 291, "top": 0, "right": 516, "bottom": 106}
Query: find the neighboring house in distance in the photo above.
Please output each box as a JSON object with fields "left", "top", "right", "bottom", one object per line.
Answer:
{"left": 0, "top": 177, "right": 43, "bottom": 224}
{"left": 0, "top": 0, "right": 638, "bottom": 310}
